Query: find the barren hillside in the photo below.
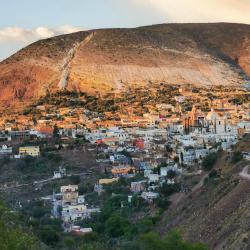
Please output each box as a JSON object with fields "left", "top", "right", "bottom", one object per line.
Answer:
{"left": 0, "top": 23, "right": 249, "bottom": 108}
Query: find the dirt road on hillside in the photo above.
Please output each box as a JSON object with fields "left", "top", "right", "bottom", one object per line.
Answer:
{"left": 239, "top": 166, "right": 250, "bottom": 180}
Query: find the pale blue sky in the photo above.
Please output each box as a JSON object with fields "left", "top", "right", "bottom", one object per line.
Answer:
{"left": 0, "top": 0, "right": 249, "bottom": 60}
{"left": 0, "top": 0, "right": 162, "bottom": 29}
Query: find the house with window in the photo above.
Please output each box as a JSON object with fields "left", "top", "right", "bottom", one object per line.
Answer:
{"left": 131, "top": 181, "right": 146, "bottom": 193}
{"left": 141, "top": 192, "right": 159, "bottom": 202}
{"left": 19, "top": 146, "right": 40, "bottom": 157}
{"left": 0, "top": 145, "right": 12, "bottom": 158}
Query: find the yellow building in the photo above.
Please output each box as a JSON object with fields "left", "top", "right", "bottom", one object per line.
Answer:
{"left": 99, "top": 178, "right": 119, "bottom": 185}
{"left": 62, "top": 191, "right": 79, "bottom": 205}
{"left": 19, "top": 146, "right": 40, "bottom": 157}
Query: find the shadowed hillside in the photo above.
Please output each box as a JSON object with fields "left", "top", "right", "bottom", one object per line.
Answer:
{"left": 158, "top": 135, "right": 250, "bottom": 250}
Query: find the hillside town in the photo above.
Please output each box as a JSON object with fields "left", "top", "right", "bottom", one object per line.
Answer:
{"left": 0, "top": 85, "right": 249, "bottom": 158}
{"left": 0, "top": 0, "right": 249, "bottom": 247}
{"left": 0, "top": 84, "right": 249, "bottom": 237}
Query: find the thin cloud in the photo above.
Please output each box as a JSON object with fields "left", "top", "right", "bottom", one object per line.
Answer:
{"left": 134, "top": 0, "right": 250, "bottom": 24}
{"left": 0, "top": 25, "right": 83, "bottom": 60}
{"left": 0, "top": 25, "right": 82, "bottom": 43}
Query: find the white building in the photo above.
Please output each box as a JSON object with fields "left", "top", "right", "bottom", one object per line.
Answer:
{"left": 147, "top": 174, "right": 160, "bottom": 183}
{"left": 141, "top": 192, "right": 159, "bottom": 202}
{"left": 62, "top": 204, "right": 97, "bottom": 222}
{"left": 0, "top": 145, "right": 12, "bottom": 157}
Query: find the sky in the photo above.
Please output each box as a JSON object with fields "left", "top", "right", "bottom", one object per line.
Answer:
{"left": 0, "top": 0, "right": 249, "bottom": 60}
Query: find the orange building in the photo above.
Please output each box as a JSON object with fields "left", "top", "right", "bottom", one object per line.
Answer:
{"left": 111, "top": 165, "right": 135, "bottom": 176}
{"left": 36, "top": 126, "right": 53, "bottom": 136}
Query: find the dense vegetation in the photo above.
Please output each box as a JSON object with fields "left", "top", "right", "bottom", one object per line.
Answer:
{"left": 80, "top": 230, "right": 208, "bottom": 250}
{"left": 202, "top": 152, "right": 219, "bottom": 171}
{"left": 0, "top": 204, "right": 209, "bottom": 250}
{"left": 10, "top": 174, "right": 207, "bottom": 249}
{"left": 0, "top": 200, "right": 39, "bottom": 250}
{"left": 231, "top": 151, "right": 243, "bottom": 163}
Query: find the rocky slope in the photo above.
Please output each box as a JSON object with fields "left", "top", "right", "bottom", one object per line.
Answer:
{"left": 158, "top": 136, "right": 250, "bottom": 250}
{"left": 0, "top": 23, "right": 249, "bottom": 108}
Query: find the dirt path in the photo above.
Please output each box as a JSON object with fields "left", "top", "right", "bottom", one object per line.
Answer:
{"left": 58, "top": 32, "right": 95, "bottom": 89}
{"left": 239, "top": 165, "right": 250, "bottom": 180}
{"left": 0, "top": 172, "right": 88, "bottom": 191}
{"left": 169, "top": 173, "right": 208, "bottom": 207}
{"left": 169, "top": 163, "right": 249, "bottom": 208}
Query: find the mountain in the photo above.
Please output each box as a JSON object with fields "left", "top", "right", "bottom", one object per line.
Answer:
{"left": 0, "top": 23, "right": 249, "bottom": 108}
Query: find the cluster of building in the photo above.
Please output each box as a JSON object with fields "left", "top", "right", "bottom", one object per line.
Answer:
{"left": 0, "top": 85, "right": 249, "bottom": 235}
{"left": 85, "top": 102, "right": 250, "bottom": 203}
{"left": 0, "top": 94, "right": 248, "bottom": 181}
{"left": 51, "top": 184, "right": 100, "bottom": 232}
{"left": 92, "top": 157, "right": 184, "bottom": 207}
{"left": 81, "top": 104, "right": 249, "bottom": 166}
{"left": 0, "top": 145, "right": 40, "bottom": 159}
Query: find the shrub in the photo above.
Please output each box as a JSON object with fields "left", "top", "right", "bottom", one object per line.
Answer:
{"left": 209, "top": 169, "right": 220, "bottom": 179}
{"left": 1, "top": 157, "right": 10, "bottom": 165}
{"left": 70, "top": 175, "right": 81, "bottom": 185}
{"left": 80, "top": 242, "right": 108, "bottom": 250}
{"left": 231, "top": 151, "right": 243, "bottom": 164}
{"left": 38, "top": 225, "right": 60, "bottom": 246}
{"left": 79, "top": 182, "right": 93, "bottom": 195}
{"left": 133, "top": 230, "right": 208, "bottom": 250}
{"left": 156, "top": 197, "right": 171, "bottom": 210}
{"left": 0, "top": 201, "right": 39, "bottom": 250}
{"left": 64, "top": 236, "right": 75, "bottom": 248}
{"left": 105, "top": 214, "right": 130, "bottom": 238}
{"left": 202, "top": 152, "right": 218, "bottom": 171}
{"left": 46, "top": 153, "right": 62, "bottom": 163}
{"left": 160, "top": 183, "right": 181, "bottom": 197}
{"left": 16, "top": 160, "right": 26, "bottom": 171}
{"left": 31, "top": 206, "right": 48, "bottom": 218}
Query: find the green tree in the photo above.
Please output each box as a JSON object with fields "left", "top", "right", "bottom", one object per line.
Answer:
{"left": 231, "top": 151, "right": 243, "bottom": 163}
{"left": 139, "top": 232, "right": 164, "bottom": 250}
{"left": 160, "top": 183, "right": 181, "bottom": 197}
{"left": 163, "top": 230, "right": 208, "bottom": 250}
{"left": 38, "top": 225, "right": 60, "bottom": 246}
{"left": 202, "top": 152, "right": 218, "bottom": 171}
{"left": 81, "top": 242, "right": 108, "bottom": 250}
{"left": 70, "top": 175, "right": 81, "bottom": 185}
{"left": 130, "top": 230, "right": 208, "bottom": 250}
{"left": 0, "top": 201, "right": 40, "bottom": 250}
{"left": 156, "top": 197, "right": 171, "bottom": 209}
{"left": 105, "top": 214, "right": 130, "bottom": 238}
